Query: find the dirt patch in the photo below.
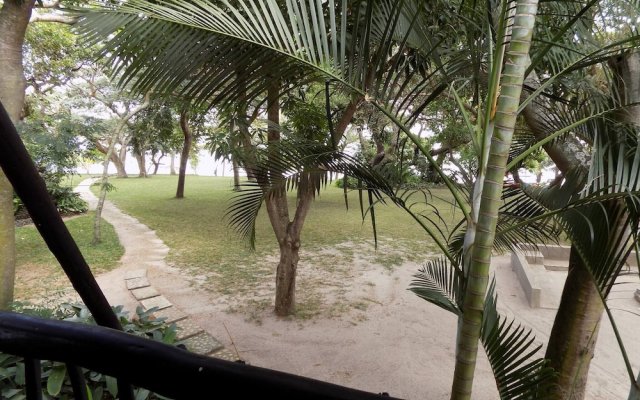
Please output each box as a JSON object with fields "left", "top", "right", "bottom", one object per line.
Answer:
{"left": 186, "top": 240, "right": 420, "bottom": 324}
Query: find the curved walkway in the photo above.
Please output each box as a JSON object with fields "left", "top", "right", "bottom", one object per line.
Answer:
{"left": 75, "top": 179, "right": 238, "bottom": 361}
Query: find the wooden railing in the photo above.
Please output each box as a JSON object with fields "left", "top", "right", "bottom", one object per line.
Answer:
{"left": 0, "top": 104, "right": 398, "bottom": 399}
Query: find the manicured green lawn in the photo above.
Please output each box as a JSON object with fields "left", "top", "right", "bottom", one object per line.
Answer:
{"left": 99, "top": 175, "right": 460, "bottom": 308}
{"left": 15, "top": 213, "right": 124, "bottom": 301}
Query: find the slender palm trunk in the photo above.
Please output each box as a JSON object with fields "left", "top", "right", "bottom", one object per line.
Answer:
{"left": 451, "top": 2, "right": 539, "bottom": 398}
{"left": 0, "top": 0, "right": 34, "bottom": 308}
{"left": 176, "top": 110, "right": 192, "bottom": 198}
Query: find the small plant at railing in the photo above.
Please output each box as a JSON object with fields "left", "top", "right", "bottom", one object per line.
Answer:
{"left": 1, "top": 303, "right": 178, "bottom": 399}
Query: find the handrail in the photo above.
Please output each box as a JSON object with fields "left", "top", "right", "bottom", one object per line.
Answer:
{"left": 0, "top": 311, "right": 397, "bottom": 399}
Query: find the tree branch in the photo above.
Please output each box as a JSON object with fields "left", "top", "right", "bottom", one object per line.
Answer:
{"left": 30, "top": 11, "right": 77, "bottom": 24}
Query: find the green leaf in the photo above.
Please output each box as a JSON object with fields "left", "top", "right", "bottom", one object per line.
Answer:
{"left": 14, "top": 363, "right": 25, "bottom": 386}
{"left": 410, "top": 256, "right": 463, "bottom": 315}
{"left": 481, "top": 280, "right": 556, "bottom": 399}
{"left": 135, "top": 388, "right": 151, "bottom": 400}
{"left": 46, "top": 365, "right": 66, "bottom": 396}
{"left": 105, "top": 376, "right": 118, "bottom": 397}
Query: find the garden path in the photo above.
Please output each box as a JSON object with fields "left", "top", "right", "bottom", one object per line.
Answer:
{"left": 75, "top": 178, "right": 239, "bottom": 361}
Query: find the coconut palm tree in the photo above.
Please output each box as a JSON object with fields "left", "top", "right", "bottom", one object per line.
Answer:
{"left": 76, "top": 0, "right": 640, "bottom": 398}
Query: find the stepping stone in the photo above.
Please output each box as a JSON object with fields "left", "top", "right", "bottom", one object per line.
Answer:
{"left": 182, "top": 333, "right": 224, "bottom": 355}
{"left": 153, "top": 307, "right": 188, "bottom": 324}
{"left": 125, "top": 269, "right": 147, "bottom": 279}
{"left": 131, "top": 286, "right": 159, "bottom": 300}
{"left": 175, "top": 320, "right": 204, "bottom": 340}
{"left": 209, "top": 348, "right": 240, "bottom": 362}
{"left": 126, "top": 277, "right": 150, "bottom": 290}
{"left": 140, "top": 295, "right": 172, "bottom": 311}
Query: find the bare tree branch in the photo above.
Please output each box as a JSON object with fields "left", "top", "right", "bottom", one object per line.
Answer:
{"left": 30, "top": 11, "right": 77, "bottom": 24}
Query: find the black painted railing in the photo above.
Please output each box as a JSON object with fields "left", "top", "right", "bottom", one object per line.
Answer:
{"left": 0, "top": 102, "right": 398, "bottom": 399}
{"left": 0, "top": 311, "right": 394, "bottom": 399}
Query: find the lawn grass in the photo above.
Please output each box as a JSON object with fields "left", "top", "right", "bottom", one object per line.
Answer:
{"left": 15, "top": 213, "right": 124, "bottom": 301}
{"left": 100, "top": 175, "right": 461, "bottom": 316}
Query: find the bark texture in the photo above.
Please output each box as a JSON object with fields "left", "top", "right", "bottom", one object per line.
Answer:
{"left": 94, "top": 140, "right": 128, "bottom": 178}
{"left": 544, "top": 248, "right": 603, "bottom": 399}
{"left": 135, "top": 152, "right": 147, "bottom": 178}
{"left": 0, "top": 0, "right": 34, "bottom": 308}
{"left": 176, "top": 110, "right": 192, "bottom": 198}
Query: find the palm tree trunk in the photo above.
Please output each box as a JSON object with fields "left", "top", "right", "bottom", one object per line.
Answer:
{"left": 176, "top": 110, "right": 192, "bottom": 199}
{"left": 0, "top": 0, "right": 34, "bottom": 308}
{"left": 544, "top": 248, "right": 603, "bottom": 400}
{"left": 451, "top": 1, "right": 539, "bottom": 398}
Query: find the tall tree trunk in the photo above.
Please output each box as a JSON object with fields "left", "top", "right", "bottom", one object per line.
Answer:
{"left": 263, "top": 80, "right": 294, "bottom": 316}
{"left": 0, "top": 0, "right": 34, "bottom": 308}
{"left": 117, "top": 145, "right": 128, "bottom": 177}
{"left": 232, "top": 158, "right": 241, "bottom": 191}
{"left": 176, "top": 110, "right": 192, "bottom": 199}
{"left": 540, "top": 50, "right": 640, "bottom": 400}
{"left": 94, "top": 94, "right": 149, "bottom": 243}
{"left": 169, "top": 151, "right": 177, "bottom": 175}
{"left": 135, "top": 152, "right": 147, "bottom": 178}
{"left": 544, "top": 248, "right": 603, "bottom": 399}
{"left": 451, "top": 2, "right": 538, "bottom": 398}
{"left": 613, "top": 48, "right": 640, "bottom": 400}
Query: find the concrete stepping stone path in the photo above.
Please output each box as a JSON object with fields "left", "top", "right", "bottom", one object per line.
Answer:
{"left": 75, "top": 178, "right": 242, "bottom": 361}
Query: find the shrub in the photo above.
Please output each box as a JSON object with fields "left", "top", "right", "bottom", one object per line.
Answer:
{"left": 334, "top": 176, "right": 360, "bottom": 189}
{"left": 1, "top": 303, "right": 178, "bottom": 400}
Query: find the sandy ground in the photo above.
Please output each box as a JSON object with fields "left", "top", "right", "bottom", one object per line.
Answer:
{"left": 73, "top": 180, "right": 640, "bottom": 399}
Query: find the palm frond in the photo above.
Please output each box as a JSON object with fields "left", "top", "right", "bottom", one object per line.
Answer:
{"left": 76, "top": 0, "right": 476, "bottom": 212}
{"left": 77, "top": 0, "right": 463, "bottom": 121}
{"left": 409, "top": 256, "right": 463, "bottom": 316}
{"left": 481, "top": 280, "right": 556, "bottom": 399}
{"left": 225, "top": 139, "right": 399, "bottom": 247}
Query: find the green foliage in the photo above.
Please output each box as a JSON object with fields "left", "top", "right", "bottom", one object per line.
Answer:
{"left": 334, "top": 176, "right": 359, "bottom": 189}
{"left": 1, "top": 303, "right": 178, "bottom": 400}
{"left": 129, "top": 102, "right": 180, "bottom": 158}
{"left": 14, "top": 112, "right": 102, "bottom": 216}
